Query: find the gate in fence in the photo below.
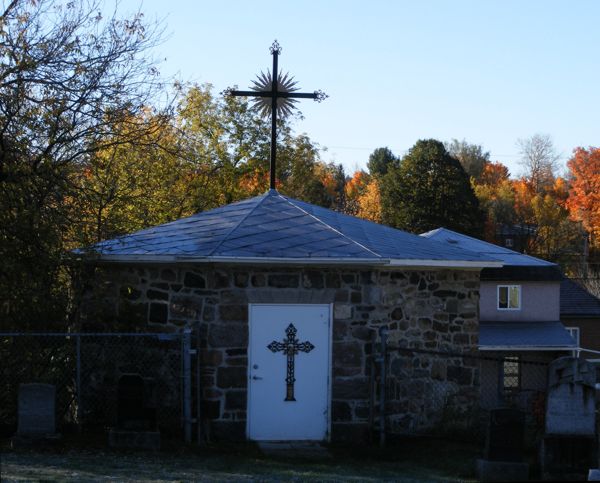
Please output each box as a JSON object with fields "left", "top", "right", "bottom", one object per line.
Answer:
{"left": 0, "top": 331, "right": 196, "bottom": 442}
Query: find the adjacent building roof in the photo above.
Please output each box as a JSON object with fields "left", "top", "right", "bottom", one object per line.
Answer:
{"left": 421, "top": 228, "right": 555, "bottom": 266}
{"left": 79, "top": 190, "right": 502, "bottom": 268}
{"left": 560, "top": 278, "right": 600, "bottom": 318}
{"left": 479, "top": 321, "right": 577, "bottom": 350}
{"left": 421, "top": 227, "right": 561, "bottom": 281}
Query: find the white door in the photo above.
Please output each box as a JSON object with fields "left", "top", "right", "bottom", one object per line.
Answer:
{"left": 248, "top": 304, "right": 331, "bottom": 441}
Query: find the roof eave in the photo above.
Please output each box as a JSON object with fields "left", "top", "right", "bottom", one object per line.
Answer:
{"left": 82, "top": 254, "right": 389, "bottom": 266}
{"left": 80, "top": 254, "right": 502, "bottom": 269}
{"left": 389, "top": 259, "right": 502, "bottom": 269}
{"left": 479, "top": 345, "right": 576, "bottom": 351}
{"left": 561, "top": 313, "right": 600, "bottom": 319}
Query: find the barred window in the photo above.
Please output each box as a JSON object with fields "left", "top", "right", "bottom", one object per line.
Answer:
{"left": 503, "top": 356, "right": 520, "bottom": 393}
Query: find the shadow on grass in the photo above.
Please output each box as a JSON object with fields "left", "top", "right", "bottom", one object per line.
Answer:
{"left": 0, "top": 434, "right": 480, "bottom": 482}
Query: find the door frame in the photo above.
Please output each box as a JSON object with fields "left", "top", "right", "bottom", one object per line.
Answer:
{"left": 246, "top": 303, "right": 333, "bottom": 441}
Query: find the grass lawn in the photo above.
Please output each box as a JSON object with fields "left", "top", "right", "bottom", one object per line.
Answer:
{"left": 0, "top": 436, "right": 480, "bottom": 482}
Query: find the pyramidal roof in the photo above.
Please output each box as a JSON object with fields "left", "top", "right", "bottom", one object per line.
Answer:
{"left": 83, "top": 190, "right": 502, "bottom": 268}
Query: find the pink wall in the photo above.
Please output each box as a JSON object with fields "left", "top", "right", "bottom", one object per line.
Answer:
{"left": 480, "top": 281, "right": 560, "bottom": 321}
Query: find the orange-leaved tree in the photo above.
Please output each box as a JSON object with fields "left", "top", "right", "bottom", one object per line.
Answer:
{"left": 344, "top": 170, "right": 371, "bottom": 216}
{"left": 566, "top": 147, "right": 600, "bottom": 248}
{"left": 357, "top": 178, "right": 383, "bottom": 223}
{"left": 472, "top": 162, "right": 515, "bottom": 241}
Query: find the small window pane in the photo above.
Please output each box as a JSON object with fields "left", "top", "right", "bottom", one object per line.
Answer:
{"left": 503, "top": 356, "right": 520, "bottom": 390}
{"left": 509, "top": 286, "right": 520, "bottom": 309}
{"left": 498, "top": 286, "right": 508, "bottom": 309}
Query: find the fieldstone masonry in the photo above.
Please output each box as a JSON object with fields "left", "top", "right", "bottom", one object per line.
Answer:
{"left": 80, "top": 265, "right": 481, "bottom": 442}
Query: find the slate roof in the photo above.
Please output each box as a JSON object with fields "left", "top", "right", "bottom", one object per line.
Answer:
{"left": 421, "top": 228, "right": 561, "bottom": 281}
{"left": 479, "top": 321, "right": 577, "bottom": 350}
{"left": 560, "top": 278, "right": 600, "bottom": 318}
{"left": 81, "top": 190, "right": 501, "bottom": 267}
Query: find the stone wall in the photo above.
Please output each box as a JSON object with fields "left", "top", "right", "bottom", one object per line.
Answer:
{"left": 79, "top": 264, "right": 481, "bottom": 442}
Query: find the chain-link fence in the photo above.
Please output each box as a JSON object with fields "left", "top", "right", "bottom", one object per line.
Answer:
{"left": 375, "top": 344, "right": 551, "bottom": 443}
{"left": 0, "top": 332, "right": 188, "bottom": 439}
{"left": 1, "top": 331, "right": 559, "bottom": 447}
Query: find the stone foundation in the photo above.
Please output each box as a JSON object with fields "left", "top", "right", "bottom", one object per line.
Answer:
{"left": 80, "top": 265, "right": 481, "bottom": 442}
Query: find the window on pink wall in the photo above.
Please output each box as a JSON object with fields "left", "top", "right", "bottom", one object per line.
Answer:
{"left": 498, "top": 285, "right": 521, "bottom": 310}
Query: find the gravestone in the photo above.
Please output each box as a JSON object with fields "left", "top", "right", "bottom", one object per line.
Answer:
{"left": 109, "top": 373, "right": 160, "bottom": 450}
{"left": 12, "top": 383, "right": 59, "bottom": 447}
{"left": 117, "top": 374, "right": 157, "bottom": 431}
{"left": 545, "top": 357, "right": 595, "bottom": 436}
{"left": 476, "top": 408, "right": 529, "bottom": 482}
{"left": 485, "top": 408, "right": 525, "bottom": 462}
{"left": 541, "top": 356, "right": 597, "bottom": 480}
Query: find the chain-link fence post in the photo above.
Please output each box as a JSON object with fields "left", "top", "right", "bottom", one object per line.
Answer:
{"left": 368, "top": 331, "right": 376, "bottom": 443}
{"left": 196, "top": 324, "right": 202, "bottom": 445}
{"left": 76, "top": 334, "right": 82, "bottom": 429}
{"left": 182, "top": 329, "right": 192, "bottom": 443}
{"left": 378, "top": 327, "right": 388, "bottom": 447}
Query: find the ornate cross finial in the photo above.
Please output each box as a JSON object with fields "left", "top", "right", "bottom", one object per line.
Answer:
{"left": 224, "top": 41, "right": 327, "bottom": 190}
{"left": 269, "top": 40, "right": 282, "bottom": 54}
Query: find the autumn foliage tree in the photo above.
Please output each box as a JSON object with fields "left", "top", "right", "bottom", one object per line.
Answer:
{"left": 472, "top": 162, "right": 516, "bottom": 240}
{"left": 357, "top": 178, "right": 382, "bottom": 223}
{"left": 566, "top": 147, "right": 600, "bottom": 248}
{"left": 175, "top": 84, "right": 342, "bottom": 210}
{"left": 344, "top": 170, "right": 370, "bottom": 215}
{"left": 70, "top": 110, "right": 194, "bottom": 248}
{"left": 446, "top": 139, "right": 490, "bottom": 181}
{"left": 0, "top": 0, "right": 171, "bottom": 329}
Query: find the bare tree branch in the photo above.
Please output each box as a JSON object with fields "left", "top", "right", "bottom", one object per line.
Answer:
{"left": 516, "top": 133, "right": 560, "bottom": 192}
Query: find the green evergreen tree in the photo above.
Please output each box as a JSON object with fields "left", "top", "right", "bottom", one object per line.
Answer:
{"left": 367, "top": 147, "right": 399, "bottom": 177}
{"left": 380, "top": 139, "right": 483, "bottom": 236}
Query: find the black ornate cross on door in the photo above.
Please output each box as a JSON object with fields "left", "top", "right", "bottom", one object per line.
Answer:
{"left": 224, "top": 40, "right": 327, "bottom": 190}
{"left": 267, "top": 323, "right": 315, "bottom": 401}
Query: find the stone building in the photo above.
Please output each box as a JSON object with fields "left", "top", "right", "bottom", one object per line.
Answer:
{"left": 78, "top": 190, "right": 500, "bottom": 442}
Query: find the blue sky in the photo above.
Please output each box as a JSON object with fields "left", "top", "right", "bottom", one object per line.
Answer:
{"left": 134, "top": 0, "right": 599, "bottom": 177}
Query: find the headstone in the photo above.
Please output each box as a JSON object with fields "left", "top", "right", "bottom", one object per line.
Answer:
{"left": 476, "top": 408, "right": 529, "bottom": 482}
{"left": 588, "top": 468, "right": 600, "bottom": 480}
{"left": 117, "top": 373, "right": 157, "bottom": 431}
{"left": 545, "top": 357, "right": 596, "bottom": 436}
{"left": 485, "top": 408, "right": 525, "bottom": 462}
{"left": 541, "top": 356, "right": 597, "bottom": 480}
{"left": 109, "top": 373, "right": 160, "bottom": 450}
{"left": 17, "top": 383, "right": 56, "bottom": 436}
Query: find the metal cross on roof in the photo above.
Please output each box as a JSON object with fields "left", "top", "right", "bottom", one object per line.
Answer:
{"left": 224, "top": 40, "right": 327, "bottom": 190}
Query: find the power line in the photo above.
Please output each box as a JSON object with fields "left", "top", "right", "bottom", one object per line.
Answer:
{"left": 327, "top": 145, "right": 520, "bottom": 158}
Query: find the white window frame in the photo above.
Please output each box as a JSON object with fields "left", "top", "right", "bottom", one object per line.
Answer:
{"left": 497, "top": 285, "right": 521, "bottom": 311}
